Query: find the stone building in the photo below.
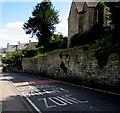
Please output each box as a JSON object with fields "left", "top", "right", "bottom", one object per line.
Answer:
{"left": 6, "top": 43, "right": 18, "bottom": 53}
{"left": 68, "top": 1, "right": 109, "bottom": 48}
{"left": 6, "top": 40, "right": 38, "bottom": 53}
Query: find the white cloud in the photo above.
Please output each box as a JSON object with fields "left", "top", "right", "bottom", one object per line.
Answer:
{"left": 55, "top": 14, "right": 68, "bottom": 36}
{"left": 0, "top": 22, "right": 38, "bottom": 48}
{"left": 0, "top": 15, "right": 68, "bottom": 48}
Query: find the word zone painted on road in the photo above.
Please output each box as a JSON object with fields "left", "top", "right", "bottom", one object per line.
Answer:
{"left": 38, "top": 95, "right": 88, "bottom": 108}
{"left": 17, "top": 84, "right": 88, "bottom": 108}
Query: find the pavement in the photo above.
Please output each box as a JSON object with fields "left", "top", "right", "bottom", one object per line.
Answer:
{"left": 0, "top": 68, "right": 32, "bottom": 113}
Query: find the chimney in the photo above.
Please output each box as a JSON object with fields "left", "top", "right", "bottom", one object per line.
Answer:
{"left": 7, "top": 43, "right": 9, "bottom": 48}
{"left": 29, "top": 40, "right": 31, "bottom": 47}
{"left": 29, "top": 40, "right": 31, "bottom": 44}
{"left": 7, "top": 43, "right": 9, "bottom": 52}
{"left": 18, "top": 41, "right": 20, "bottom": 46}
{"left": 17, "top": 41, "right": 20, "bottom": 50}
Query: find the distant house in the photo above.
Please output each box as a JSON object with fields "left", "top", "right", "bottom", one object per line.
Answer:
{"left": 68, "top": 0, "right": 110, "bottom": 48}
{"left": 6, "top": 40, "right": 38, "bottom": 53}
{"left": 17, "top": 41, "right": 29, "bottom": 50}
{"left": 27, "top": 40, "right": 38, "bottom": 49}
{"left": 6, "top": 43, "right": 18, "bottom": 53}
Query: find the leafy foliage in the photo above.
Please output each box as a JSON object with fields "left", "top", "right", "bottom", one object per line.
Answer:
{"left": 33, "top": 53, "right": 45, "bottom": 58}
{"left": 4, "top": 49, "right": 38, "bottom": 66}
{"left": 22, "top": 48, "right": 38, "bottom": 58}
{"left": 71, "top": 23, "right": 113, "bottom": 67}
{"left": 71, "top": 23, "right": 104, "bottom": 47}
{"left": 95, "top": 34, "right": 113, "bottom": 67}
{"left": 95, "top": 2, "right": 120, "bottom": 67}
{"left": 4, "top": 50, "right": 23, "bottom": 66}
{"left": 106, "top": 2, "right": 120, "bottom": 37}
{"left": 70, "top": 2, "right": 120, "bottom": 67}
{"left": 4, "top": 33, "right": 67, "bottom": 66}
{"left": 42, "top": 34, "right": 67, "bottom": 52}
{"left": 23, "top": 1, "right": 59, "bottom": 47}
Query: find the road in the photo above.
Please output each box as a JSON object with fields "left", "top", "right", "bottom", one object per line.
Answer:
{"left": 1, "top": 72, "right": 120, "bottom": 113}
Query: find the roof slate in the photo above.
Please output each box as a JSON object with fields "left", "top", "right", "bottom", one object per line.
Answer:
{"left": 18, "top": 43, "right": 29, "bottom": 50}
{"left": 7, "top": 45, "right": 18, "bottom": 52}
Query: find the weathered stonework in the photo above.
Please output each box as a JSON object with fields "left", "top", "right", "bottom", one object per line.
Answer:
{"left": 68, "top": 1, "right": 110, "bottom": 48}
{"left": 22, "top": 47, "right": 120, "bottom": 94}
{"left": 68, "top": 2, "right": 98, "bottom": 48}
{"left": 4, "top": 66, "right": 22, "bottom": 73}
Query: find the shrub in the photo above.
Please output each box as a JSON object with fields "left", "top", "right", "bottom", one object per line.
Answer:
{"left": 71, "top": 22, "right": 114, "bottom": 68}
{"left": 33, "top": 53, "right": 45, "bottom": 58}
{"left": 71, "top": 23, "right": 105, "bottom": 47}
{"left": 4, "top": 53, "right": 14, "bottom": 65}
{"left": 94, "top": 33, "right": 113, "bottom": 67}
{"left": 41, "top": 34, "right": 67, "bottom": 53}
{"left": 4, "top": 50, "right": 23, "bottom": 66}
{"left": 22, "top": 48, "right": 37, "bottom": 58}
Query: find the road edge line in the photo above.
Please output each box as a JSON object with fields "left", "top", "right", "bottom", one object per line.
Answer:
{"left": 3, "top": 74, "right": 41, "bottom": 113}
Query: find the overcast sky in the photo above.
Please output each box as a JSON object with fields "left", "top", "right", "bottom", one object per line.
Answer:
{"left": 0, "top": 1, "right": 71, "bottom": 48}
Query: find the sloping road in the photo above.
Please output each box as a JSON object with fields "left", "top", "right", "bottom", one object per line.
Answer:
{"left": 1, "top": 72, "right": 120, "bottom": 113}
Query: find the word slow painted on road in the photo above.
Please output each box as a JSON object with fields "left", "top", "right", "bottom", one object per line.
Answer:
{"left": 17, "top": 84, "right": 69, "bottom": 97}
{"left": 15, "top": 81, "right": 89, "bottom": 109}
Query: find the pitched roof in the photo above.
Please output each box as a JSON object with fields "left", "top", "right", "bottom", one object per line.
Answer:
{"left": 28, "top": 42, "right": 38, "bottom": 49}
{"left": 18, "top": 43, "right": 29, "bottom": 50}
{"left": 73, "top": 0, "right": 98, "bottom": 13}
{"left": 7, "top": 45, "right": 18, "bottom": 52}
{"left": 75, "top": 2, "right": 84, "bottom": 12}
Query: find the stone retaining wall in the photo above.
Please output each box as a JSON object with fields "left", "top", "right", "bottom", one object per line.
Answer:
{"left": 22, "top": 47, "right": 120, "bottom": 93}
{"left": 4, "top": 66, "right": 22, "bottom": 73}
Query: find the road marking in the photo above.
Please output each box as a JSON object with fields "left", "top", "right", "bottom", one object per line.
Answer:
{"left": 38, "top": 95, "right": 89, "bottom": 108}
{"left": 17, "top": 85, "right": 69, "bottom": 97}
{"left": 13, "top": 80, "right": 60, "bottom": 86}
{"left": 56, "top": 96, "right": 73, "bottom": 104}
{"left": 26, "top": 97, "right": 41, "bottom": 112}
{"left": 4, "top": 76, "right": 42, "bottom": 113}
{"left": 5, "top": 75, "right": 88, "bottom": 111}
{"left": 38, "top": 98, "right": 57, "bottom": 108}
{"left": 35, "top": 75, "right": 120, "bottom": 96}
{"left": 49, "top": 97, "right": 68, "bottom": 106}
{"left": 16, "top": 83, "right": 88, "bottom": 109}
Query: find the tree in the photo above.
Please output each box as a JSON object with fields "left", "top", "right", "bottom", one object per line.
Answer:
{"left": 4, "top": 50, "right": 23, "bottom": 66}
{"left": 23, "top": 1, "right": 59, "bottom": 47}
{"left": 106, "top": 2, "right": 120, "bottom": 38}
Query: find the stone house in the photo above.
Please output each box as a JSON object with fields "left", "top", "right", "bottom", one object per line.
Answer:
{"left": 27, "top": 40, "right": 38, "bottom": 49}
{"left": 6, "top": 44, "right": 18, "bottom": 53}
{"left": 0, "top": 41, "right": 37, "bottom": 65}
{"left": 6, "top": 40, "right": 38, "bottom": 53}
{"left": 17, "top": 41, "right": 29, "bottom": 50}
{"left": 68, "top": 1, "right": 110, "bottom": 48}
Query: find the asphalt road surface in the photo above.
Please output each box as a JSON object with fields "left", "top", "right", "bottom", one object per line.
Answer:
{"left": 1, "top": 72, "right": 120, "bottom": 113}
